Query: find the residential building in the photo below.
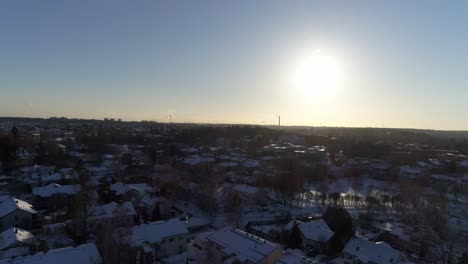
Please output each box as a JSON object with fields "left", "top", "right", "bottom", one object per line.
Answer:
{"left": 32, "top": 183, "right": 81, "bottom": 209}
{"left": 112, "top": 218, "right": 189, "bottom": 264}
{"left": 297, "top": 219, "right": 334, "bottom": 251}
{"left": 0, "top": 243, "right": 102, "bottom": 264}
{"left": 343, "top": 238, "right": 407, "bottom": 264}
{"left": 206, "top": 226, "right": 284, "bottom": 264}
{"left": 0, "top": 196, "right": 37, "bottom": 231}
{"left": 0, "top": 227, "right": 34, "bottom": 251}
{"left": 87, "top": 201, "right": 136, "bottom": 233}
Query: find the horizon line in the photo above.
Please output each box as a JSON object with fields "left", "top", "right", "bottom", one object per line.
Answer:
{"left": 2, "top": 116, "right": 468, "bottom": 133}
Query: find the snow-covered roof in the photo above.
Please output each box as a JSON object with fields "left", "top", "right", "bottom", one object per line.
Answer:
{"left": 0, "top": 243, "right": 102, "bottom": 264}
{"left": 86, "top": 166, "right": 108, "bottom": 173}
{"left": 370, "top": 162, "right": 390, "bottom": 170}
{"left": 399, "top": 165, "right": 422, "bottom": 175}
{"left": 110, "top": 182, "right": 152, "bottom": 196}
{"left": 0, "top": 197, "right": 37, "bottom": 217}
{"left": 120, "top": 218, "right": 188, "bottom": 247}
{"left": 298, "top": 219, "right": 334, "bottom": 242}
{"left": 431, "top": 174, "right": 457, "bottom": 183}
{"left": 181, "top": 147, "right": 198, "bottom": 153}
{"left": 20, "top": 165, "right": 55, "bottom": 174}
{"left": 183, "top": 155, "right": 215, "bottom": 166}
{"left": 242, "top": 160, "right": 260, "bottom": 168}
{"left": 88, "top": 201, "right": 136, "bottom": 221}
{"left": 32, "top": 184, "right": 80, "bottom": 197}
{"left": 0, "top": 228, "right": 34, "bottom": 251}
{"left": 59, "top": 168, "right": 74, "bottom": 174}
{"left": 217, "top": 162, "right": 238, "bottom": 168}
{"left": 372, "top": 222, "right": 410, "bottom": 241}
{"left": 40, "top": 173, "right": 61, "bottom": 183}
{"left": 206, "top": 227, "right": 281, "bottom": 263}
{"left": 232, "top": 184, "right": 258, "bottom": 196}
{"left": 276, "top": 250, "right": 311, "bottom": 264}
{"left": 103, "top": 154, "right": 114, "bottom": 160}
{"left": 185, "top": 217, "right": 210, "bottom": 230}
{"left": 415, "top": 161, "right": 428, "bottom": 167}
{"left": 343, "top": 238, "right": 404, "bottom": 264}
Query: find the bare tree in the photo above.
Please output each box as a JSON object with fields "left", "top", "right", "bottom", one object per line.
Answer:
{"left": 72, "top": 191, "right": 90, "bottom": 243}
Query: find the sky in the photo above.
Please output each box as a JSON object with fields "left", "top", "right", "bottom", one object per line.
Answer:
{"left": 1, "top": 1, "right": 468, "bottom": 130}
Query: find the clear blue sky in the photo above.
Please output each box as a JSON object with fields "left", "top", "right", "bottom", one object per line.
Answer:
{"left": 1, "top": 1, "right": 468, "bottom": 130}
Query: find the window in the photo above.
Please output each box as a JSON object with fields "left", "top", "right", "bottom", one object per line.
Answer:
{"left": 169, "top": 237, "right": 174, "bottom": 242}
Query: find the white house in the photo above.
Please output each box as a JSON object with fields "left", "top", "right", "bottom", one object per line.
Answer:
{"left": 0, "top": 227, "right": 34, "bottom": 251}
{"left": 343, "top": 238, "right": 407, "bottom": 264}
{"left": 297, "top": 219, "right": 334, "bottom": 250}
{"left": 0, "top": 196, "right": 37, "bottom": 231}
{"left": 113, "top": 218, "right": 189, "bottom": 264}
{"left": 206, "top": 226, "right": 284, "bottom": 264}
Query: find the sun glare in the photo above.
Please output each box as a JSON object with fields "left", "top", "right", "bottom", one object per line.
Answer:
{"left": 293, "top": 50, "right": 342, "bottom": 98}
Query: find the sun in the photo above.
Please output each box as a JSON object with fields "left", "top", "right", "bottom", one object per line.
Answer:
{"left": 293, "top": 49, "right": 342, "bottom": 98}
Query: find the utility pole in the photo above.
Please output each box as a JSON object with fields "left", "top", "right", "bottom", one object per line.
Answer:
{"left": 277, "top": 115, "right": 281, "bottom": 127}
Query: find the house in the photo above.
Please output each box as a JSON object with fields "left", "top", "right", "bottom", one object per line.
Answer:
{"left": 110, "top": 182, "right": 152, "bottom": 204}
{"left": 15, "top": 149, "right": 33, "bottom": 166}
{"left": 87, "top": 201, "right": 136, "bottom": 233}
{"left": 369, "top": 162, "right": 391, "bottom": 180}
{"left": 276, "top": 250, "right": 314, "bottom": 264}
{"left": 206, "top": 226, "right": 284, "bottom": 264}
{"left": 32, "top": 183, "right": 80, "bottom": 209}
{"left": 140, "top": 194, "right": 172, "bottom": 221}
{"left": 183, "top": 155, "right": 216, "bottom": 167}
{"left": 458, "top": 160, "right": 468, "bottom": 174}
{"left": 113, "top": 218, "right": 189, "bottom": 264}
{"left": 32, "top": 183, "right": 81, "bottom": 198}
{"left": 0, "top": 243, "right": 102, "bottom": 264}
{"left": 231, "top": 184, "right": 259, "bottom": 201}
{"left": 399, "top": 166, "right": 424, "bottom": 180}
{"left": 342, "top": 238, "right": 407, "bottom": 264}
{"left": 86, "top": 166, "right": 115, "bottom": 178}
{"left": 185, "top": 217, "right": 210, "bottom": 233}
{"left": 0, "top": 196, "right": 37, "bottom": 231}
{"left": 40, "top": 172, "right": 62, "bottom": 185}
{"left": 20, "top": 165, "right": 55, "bottom": 179}
{"left": 297, "top": 219, "right": 334, "bottom": 251}
{"left": 0, "top": 228, "right": 34, "bottom": 251}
